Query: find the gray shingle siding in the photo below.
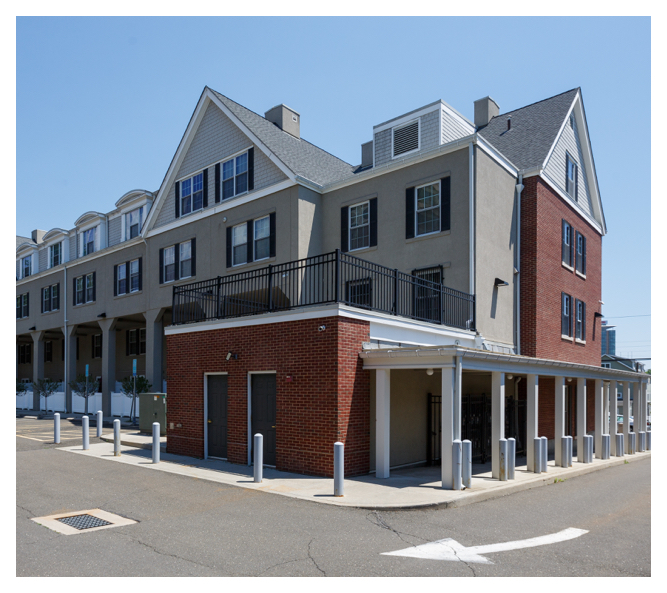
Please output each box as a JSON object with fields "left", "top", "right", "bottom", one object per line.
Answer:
{"left": 38, "top": 248, "right": 48, "bottom": 273}
{"left": 69, "top": 234, "right": 78, "bottom": 261}
{"left": 108, "top": 216, "right": 122, "bottom": 247}
{"left": 153, "top": 102, "right": 288, "bottom": 229}
{"left": 373, "top": 129, "right": 392, "bottom": 167}
{"left": 420, "top": 110, "right": 440, "bottom": 152}
{"left": 543, "top": 115, "right": 594, "bottom": 218}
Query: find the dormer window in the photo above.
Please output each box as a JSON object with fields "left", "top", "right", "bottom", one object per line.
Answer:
{"left": 125, "top": 207, "right": 144, "bottom": 240}
{"left": 83, "top": 227, "right": 96, "bottom": 255}
{"left": 49, "top": 242, "right": 61, "bottom": 268}
{"left": 22, "top": 256, "right": 32, "bottom": 278}
{"left": 392, "top": 120, "right": 420, "bottom": 158}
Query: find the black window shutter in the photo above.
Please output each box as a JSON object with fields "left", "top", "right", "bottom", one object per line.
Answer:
{"left": 570, "top": 228, "right": 574, "bottom": 267}
{"left": 441, "top": 177, "right": 451, "bottom": 232}
{"left": 125, "top": 330, "right": 130, "bottom": 356}
{"left": 41, "top": 288, "right": 44, "bottom": 313}
{"left": 582, "top": 236, "right": 587, "bottom": 275}
{"left": 26, "top": 293, "right": 29, "bottom": 317}
{"left": 565, "top": 156, "right": 569, "bottom": 192}
{"left": 190, "top": 239, "right": 196, "bottom": 277}
{"left": 175, "top": 181, "right": 180, "bottom": 218}
{"left": 582, "top": 302, "right": 586, "bottom": 340}
{"left": 269, "top": 212, "right": 276, "bottom": 258}
{"left": 406, "top": 187, "right": 415, "bottom": 239}
{"left": 248, "top": 147, "right": 255, "bottom": 191}
{"left": 215, "top": 163, "right": 221, "bottom": 203}
{"left": 159, "top": 248, "right": 164, "bottom": 284}
{"left": 246, "top": 220, "right": 254, "bottom": 263}
{"left": 125, "top": 262, "right": 130, "bottom": 293}
{"left": 226, "top": 227, "right": 232, "bottom": 268}
{"left": 370, "top": 198, "right": 378, "bottom": 247}
{"left": 91, "top": 334, "right": 95, "bottom": 357}
{"left": 54, "top": 283, "right": 60, "bottom": 310}
{"left": 574, "top": 164, "right": 579, "bottom": 202}
{"left": 138, "top": 257, "right": 143, "bottom": 290}
{"left": 174, "top": 243, "right": 180, "bottom": 281}
{"left": 113, "top": 265, "right": 118, "bottom": 296}
{"left": 340, "top": 206, "right": 349, "bottom": 252}
{"left": 575, "top": 231, "right": 581, "bottom": 272}
{"left": 91, "top": 272, "right": 96, "bottom": 301}
{"left": 561, "top": 293, "right": 567, "bottom": 336}
{"left": 562, "top": 221, "right": 567, "bottom": 264}
{"left": 73, "top": 277, "right": 77, "bottom": 306}
{"left": 203, "top": 168, "right": 209, "bottom": 208}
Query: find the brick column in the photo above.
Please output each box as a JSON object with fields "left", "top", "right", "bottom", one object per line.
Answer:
{"left": 98, "top": 318, "right": 118, "bottom": 418}
{"left": 31, "top": 330, "right": 45, "bottom": 411}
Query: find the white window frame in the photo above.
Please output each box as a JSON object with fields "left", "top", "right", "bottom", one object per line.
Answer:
{"left": 415, "top": 181, "right": 441, "bottom": 238}
{"left": 562, "top": 293, "right": 573, "bottom": 339}
{"left": 253, "top": 216, "right": 271, "bottom": 262}
{"left": 163, "top": 245, "right": 176, "bottom": 283}
{"left": 76, "top": 277, "right": 84, "bottom": 305}
{"left": 85, "top": 273, "right": 95, "bottom": 303}
{"left": 391, "top": 118, "right": 420, "bottom": 159}
{"left": 129, "top": 259, "right": 140, "bottom": 292}
{"left": 82, "top": 226, "right": 97, "bottom": 256}
{"left": 49, "top": 242, "right": 62, "bottom": 268}
{"left": 22, "top": 255, "right": 32, "bottom": 278}
{"left": 222, "top": 151, "right": 249, "bottom": 200}
{"left": 232, "top": 223, "right": 248, "bottom": 267}
{"left": 179, "top": 243, "right": 192, "bottom": 279}
{"left": 576, "top": 299, "right": 585, "bottom": 342}
{"left": 125, "top": 207, "right": 144, "bottom": 241}
{"left": 348, "top": 201, "right": 370, "bottom": 252}
{"left": 180, "top": 172, "right": 204, "bottom": 217}
{"left": 566, "top": 152, "right": 578, "bottom": 199}
{"left": 117, "top": 263, "right": 127, "bottom": 295}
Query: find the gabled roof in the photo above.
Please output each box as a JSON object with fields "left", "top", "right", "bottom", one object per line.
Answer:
{"left": 210, "top": 89, "right": 355, "bottom": 187}
{"left": 16, "top": 236, "right": 35, "bottom": 250}
{"left": 477, "top": 88, "right": 579, "bottom": 170}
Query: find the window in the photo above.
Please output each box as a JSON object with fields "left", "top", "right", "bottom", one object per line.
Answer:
{"left": 74, "top": 273, "right": 95, "bottom": 305}
{"left": 181, "top": 173, "right": 203, "bottom": 216}
{"left": 44, "top": 341, "right": 52, "bottom": 363}
{"left": 562, "top": 293, "right": 573, "bottom": 338}
{"left": 125, "top": 207, "right": 144, "bottom": 240}
{"left": 22, "top": 256, "right": 32, "bottom": 278}
{"left": 130, "top": 259, "right": 140, "bottom": 291}
{"left": 117, "top": 263, "right": 127, "bottom": 295}
{"left": 49, "top": 242, "right": 61, "bottom": 268}
{"left": 575, "top": 299, "right": 586, "bottom": 341}
{"left": 232, "top": 224, "right": 248, "bottom": 266}
{"left": 416, "top": 182, "right": 440, "bottom": 236}
{"left": 562, "top": 220, "right": 573, "bottom": 267}
{"left": 346, "top": 278, "right": 372, "bottom": 308}
{"left": 222, "top": 152, "right": 248, "bottom": 200}
{"left": 16, "top": 293, "right": 29, "bottom": 319}
{"left": 179, "top": 243, "right": 192, "bottom": 279}
{"left": 254, "top": 216, "right": 270, "bottom": 261}
{"left": 159, "top": 240, "right": 195, "bottom": 284}
{"left": 92, "top": 334, "right": 102, "bottom": 359}
{"left": 569, "top": 113, "right": 575, "bottom": 129}
{"left": 349, "top": 202, "right": 370, "bottom": 251}
{"left": 566, "top": 153, "right": 578, "bottom": 200}
{"left": 18, "top": 343, "right": 31, "bottom": 364}
{"left": 575, "top": 232, "right": 586, "bottom": 276}
{"left": 83, "top": 227, "right": 96, "bottom": 255}
{"left": 393, "top": 120, "right": 419, "bottom": 158}
{"left": 602, "top": 362, "right": 611, "bottom": 369}
{"left": 42, "top": 284, "right": 59, "bottom": 313}
{"left": 126, "top": 328, "right": 147, "bottom": 356}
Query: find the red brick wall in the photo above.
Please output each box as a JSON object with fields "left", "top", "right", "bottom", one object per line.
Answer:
{"left": 520, "top": 176, "right": 603, "bottom": 365}
{"left": 165, "top": 315, "right": 370, "bottom": 477}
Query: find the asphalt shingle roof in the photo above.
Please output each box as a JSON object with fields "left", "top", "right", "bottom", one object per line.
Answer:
{"left": 16, "top": 236, "right": 35, "bottom": 249}
{"left": 477, "top": 88, "right": 579, "bottom": 170}
{"left": 210, "top": 89, "right": 355, "bottom": 187}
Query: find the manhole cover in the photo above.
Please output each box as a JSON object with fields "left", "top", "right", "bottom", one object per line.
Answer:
{"left": 57, "top": 514, "right": 112, "bottom": 530}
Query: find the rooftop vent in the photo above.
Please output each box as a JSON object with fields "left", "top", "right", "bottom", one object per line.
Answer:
{"left": 473, "top": 96, "right": 500, "bottom": 128}
{"left": 264, "top": 104, "right": 300, "bottom": 139}
{"left": 393, "top": 120, "right": 419, "bottom": 157}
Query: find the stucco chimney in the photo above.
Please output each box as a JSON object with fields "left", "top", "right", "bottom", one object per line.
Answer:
{"left": 474, "top": 96, "right": 500, "bottom": 128}
{"left": 265, "top": 104, "right": 300, "bottom": 139}
{"left": 31, "top": 229, "right": 46, "bottom": 244}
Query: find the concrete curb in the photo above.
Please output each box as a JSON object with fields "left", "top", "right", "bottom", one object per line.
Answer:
{"left": 99, "top": 433, "right": 166, "bottom": 451}
{"left": 353, "top": 452, "right": 651, "bottom": 511}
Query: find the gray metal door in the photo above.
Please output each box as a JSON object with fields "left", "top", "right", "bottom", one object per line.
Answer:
{"left": 251, "top": 374, "right": 276, "bottom": 466}
{"left": 207, "top": 375, "right": 228, "bottom": 458}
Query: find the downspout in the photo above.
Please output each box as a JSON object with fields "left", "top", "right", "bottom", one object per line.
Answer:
{"left": 515, "top": 173, "right": 524, "bottom": 355}
{"left": 468, "top": 142, "right": 475, "bottom": 296}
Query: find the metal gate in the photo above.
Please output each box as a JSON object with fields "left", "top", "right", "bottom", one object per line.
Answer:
{"left": 427, "top": 394, "right": 441, "bottom": 465}
{"left": 506, "top": 398, "right": 527, "bottom": 457}
{"left": 462, "top": 394, "right": 491, "bottom": 463}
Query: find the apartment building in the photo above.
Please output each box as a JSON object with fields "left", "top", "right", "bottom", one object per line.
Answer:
{"left": 17, "top": 86, "right": 649, "bottom": 485}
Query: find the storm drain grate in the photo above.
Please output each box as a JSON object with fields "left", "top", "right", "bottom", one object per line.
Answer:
{"left": 56, "top": 514, "right": 112, "bottom": 530}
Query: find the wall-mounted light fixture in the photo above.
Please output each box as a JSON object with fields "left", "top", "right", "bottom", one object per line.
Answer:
{"left": 226, "top": 352, "right": 237, "bottom": 361}
{"left": 426, "top": 368, "right": 434, "bottom": 376}
{"left": 594, "top": 312, "right": 603, "bottom": 318}
{"left": 29, "top": 326, "right": 36, "bottom": 331}
{"left": 97, "top": 312, "right": 106, "bottom": 318}
{"left": 494, "top": 278, "right": 509, "bottom": 287}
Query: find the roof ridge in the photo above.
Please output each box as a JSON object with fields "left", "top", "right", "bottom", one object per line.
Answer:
{"left": 490, "top": 87, "right": 580, "bottom": 121}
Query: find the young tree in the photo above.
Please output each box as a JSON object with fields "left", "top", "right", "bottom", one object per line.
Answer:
{"left": 120, "top": 376, "right": 152, "bottom": 423}
{"left": 16, "top": 379, "right": 28, "bottom": 397}
{"left": 34, "top": 379, "right": 61, "bottom": 414}
{"left": 68, "top": 374, "right": 97, "bottom": 415}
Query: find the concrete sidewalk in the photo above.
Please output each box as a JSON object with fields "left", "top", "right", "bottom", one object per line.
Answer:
{"left": 59, "top": 435, "right": 651, "bottom": 510}
{"left": 100, "top": 430, "right": 166, "bottom": 451}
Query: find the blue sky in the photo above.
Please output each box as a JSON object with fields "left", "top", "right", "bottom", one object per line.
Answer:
{"left": 15, "top": 16, "right": 651, "bottom": 365}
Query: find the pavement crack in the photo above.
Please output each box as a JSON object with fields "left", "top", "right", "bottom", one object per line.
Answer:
{"left": 308, "top": 539, "right": 326, "bottom": 576}
{"left": 16, "top": 504, "right": 36, "bottom": 518}
{"left": 444, "top": 542, "right": 477, "bottom": 577}
{"left": 257, "top": 555, "right": 308, "bottom": 576}
{"left": 366, "top": 511, "right": 429, "bottom": 546}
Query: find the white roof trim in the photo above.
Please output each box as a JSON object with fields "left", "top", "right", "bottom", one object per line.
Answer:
{"left": 42, "top": 228, "right": 70, "bottom": 242}
{"left": 16, "top": 242, "right": 38, "bottom": 255}
{"left": 115, "top": 189, "right": 155, "bottom": 209}
{"left": 75, "top": 211, "right": 106, "bottom": 228}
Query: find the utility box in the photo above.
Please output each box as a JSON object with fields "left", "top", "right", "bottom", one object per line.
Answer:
{"left": 139, "top": 393, "right": 167, "bottom": 435}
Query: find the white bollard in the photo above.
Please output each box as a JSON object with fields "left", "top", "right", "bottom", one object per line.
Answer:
{"left": 334, "top": 442, "right": 344, "bottom": 497}
{"left": 82, "top": 416, "right": 89, "bottom": 450}
{"left": 54, "top": 413, "right": 60, "bottom": 444}
{"left": 452, "top": 440, "right": 462, "bottom": 490}
{"left": 499, "top": 438, "right": 507, "bottom": 481}
{"left": 507, "top": 438, "right": 515, "bottom": 480}
{"left": 541, "top": 436, "right": 548, "bottom": 473}
{"left": 534, "top": 438, "right": 543, "bottom": 473}
{"left": 584, "top": 435, "right": 593, "bottom": 463}
{"left": 638, "top": 431, "right": 645, "bottom": 452}
{"left": 254, "top": 433, "right": 263, "bottom": 483}
{"left": 601, "top": 434, "right": 610, "bottom": 460}
{"left": 616, "top": 433, "right": 624, "bottom": 457}
{"left": 462, "top": 440, "right": 472, "bottom": 489}
{"left": 647, "top": 430, "right": 651, "bottom": 451}
{"left": 629, "top": 432, "right": 636, "bottom": 455}
{"left": 96, "top": 410, "right": 103, "bottom": 438}
{"left": 152, "top": 422, "right": 160, "bottom": 463}
{"left": 113, "top": 419, "right": 121, "bottom": 456}
{"left": 566, "top": 436, "right": 573, "bottom": 467}
{"left": 560, "top": 437, "right": 569, "bottom": 468}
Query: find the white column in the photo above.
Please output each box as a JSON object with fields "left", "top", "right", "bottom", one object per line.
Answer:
{"left": 555, "top": 376, "right": 566, "bottom": 466}
{"left": 491, "top": 371, "right": 505, "bottom": 479}
{"left": 577, "top": 377, "right": 587, "bottom": 462}
{"left": 623, "top": 382, "right": 631, "bottom": 453}
{"left": 99, "top": 318, "right": 117, "bottom": 418}
{"left": 441, "top": 366, "right": 455, "bottom": 489}
{"left": 144, "top": 308, "right": 165, "bottom": 392}
{"left": 31, "top": 330, "right": 46, "bottom": 411}
{"left": 603, "top": 381, "right": 610, "bottom": 435}
{"left": 594, "top": 379, "right": 604, "bottom": 459}
{"left": 639, "top": 381, "right": 647, "bottom": 433}
{"left": 609, "top": 380, "right": 617, "bottom": 456}
{"left": 526, "top": 374, "right": 539, "bottom": 472}
{"left": 375, "top": 369, "right": 391, "bottom": 479}
{"left": 454, "top": 357, "right": 462, "bottom": 442}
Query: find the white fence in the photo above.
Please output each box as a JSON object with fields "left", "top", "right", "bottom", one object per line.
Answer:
{"left": 111, "top": 392, "right": 140, "bottom": 418}
{"left": 16, "top": 390, "right": 34, "bottom": 410}
{"left": 72, "top": 392, "right": 103, "bottom": 415}
{"left": 17, "top": 389, "right": 145, "bottom": 417}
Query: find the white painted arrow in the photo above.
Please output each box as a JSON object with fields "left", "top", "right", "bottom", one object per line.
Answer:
{"left": 382, "top": 527, "right": 588, "bottom": 564}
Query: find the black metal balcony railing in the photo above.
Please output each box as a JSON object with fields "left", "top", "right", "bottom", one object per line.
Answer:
{"left": 172, "top": 250, "right": 475, "bottom": 331}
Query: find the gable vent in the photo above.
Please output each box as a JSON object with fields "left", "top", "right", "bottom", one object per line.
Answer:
{"left": 393, "top": 120, "right": 419, "bottom": 157}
